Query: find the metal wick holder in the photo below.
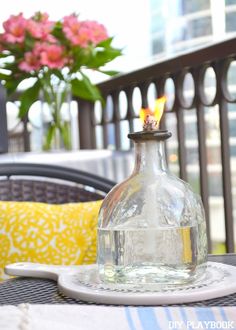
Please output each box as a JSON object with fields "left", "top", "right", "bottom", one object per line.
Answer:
{"left": 128, "top": 129, "right": 172, "bottom": 141}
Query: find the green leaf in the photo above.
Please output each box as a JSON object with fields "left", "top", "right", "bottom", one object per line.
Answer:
{"left": 2, "top": 62, "right": 18, "bottom": 70}
{"left": 60, "top": 122, "right": 71, "bottom": 150}
{"left": 97, "top": 70, "right": 120, "bottom": 76}
{"left": 41, "top": 88, "right": 52, "bottom": 105}
{"left": 87, "top": 48, "right": 122, "bottom": 68}
{"left": 43, "top": 124, "right": 56, "bottom": 150}
{"left": 4, "top": 79, "right": 22, "bottom": 95}
{"left": 0, "top": 53, "right": 10, "bottom": 58}
{"left": 51, "top": 69, "right": 64, "bottom": 81}
{"left": 96, "top": 37, "right": 114, "bottom": 48}
{"left": 24, "top": 32, "right": 35, "bottom": 49}
{"left": 19, "top": 80, "right": 41, "bottom": 118}
{"left": 71, "top": 47, "right": 92, "bottom": 71}
{"left": 71, "top": 75, "right": 103, "bottom": 103}
{"left": 51, "top": 23, "right": 68, "bottom": 44}
{"left": 0, "top": 72, "right": 11, "bottom": 81}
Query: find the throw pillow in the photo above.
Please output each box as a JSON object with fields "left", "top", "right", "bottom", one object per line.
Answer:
{"left": 0, "top": 200, "right": 102, "bottom": 280}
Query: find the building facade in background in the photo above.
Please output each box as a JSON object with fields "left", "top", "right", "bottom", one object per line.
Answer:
{"left": 150, "top": 0, "right": 236, "bottom": 58}
{"left": 149, "top": 0, "right": 236, "bottom": 247}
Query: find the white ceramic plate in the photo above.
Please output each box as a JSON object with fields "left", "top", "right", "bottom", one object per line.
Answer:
{"left": 5, "top": 262, "right": 236, "bottom": 305}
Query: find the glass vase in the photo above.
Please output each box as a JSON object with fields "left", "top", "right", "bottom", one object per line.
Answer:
{"left": 42, "top": 81, "right": 72, "bottom": 151}
{"left": 97, "top": 130, "right": 208, "bottom": 286}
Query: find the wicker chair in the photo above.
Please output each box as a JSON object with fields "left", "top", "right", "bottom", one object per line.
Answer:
{"left": 0, "top": 163, "right": 116, "bottom": 203}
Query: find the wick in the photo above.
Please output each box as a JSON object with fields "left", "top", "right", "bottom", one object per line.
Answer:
{"left": 143, "top": 115, "right": 158, "bottom": 131}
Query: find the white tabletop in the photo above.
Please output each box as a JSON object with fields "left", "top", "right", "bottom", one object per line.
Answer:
{"left": 0, "top": 149, "right": 134, "bottom": 183}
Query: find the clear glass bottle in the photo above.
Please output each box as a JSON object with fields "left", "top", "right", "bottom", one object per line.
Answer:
{"left": 97, "top": 130, "right": 208, "bottom": 286}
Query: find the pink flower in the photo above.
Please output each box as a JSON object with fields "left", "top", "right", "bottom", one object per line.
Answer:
{"left": 83, "top": 21, "right": 108, "bottom": 45}
{"left": 27, "top": 13, "right": 55, "bottom": 42}
{"left": 69, "top": 23, "right": 93, "bottom": 48}
{"left": 19, "top": 51, "right": 42, "bottom": 72}
{"left": 63, "top": 14, "right": 80, "bottom": 31}
{"left": 39, "top": 43, "right": 67, "bottom": 69}
{"left": 62, "top": 15, "right": 108, "bottom": 47}
{"left": 62, "top": 14, "right": 81, "bottom": 43}
{"left": 19, "top": 42, "right": 67, "bottom": 71}
{"left": 2, "top": 13, "right": 27, "bottom": 43}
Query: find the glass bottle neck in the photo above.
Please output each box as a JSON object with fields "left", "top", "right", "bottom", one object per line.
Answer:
{"left": 133, "top": 140, "right": 168, "bottom": 174}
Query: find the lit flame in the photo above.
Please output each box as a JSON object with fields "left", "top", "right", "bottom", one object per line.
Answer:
{"left": 140, "top": 96, "right": 166, "bottom": 130}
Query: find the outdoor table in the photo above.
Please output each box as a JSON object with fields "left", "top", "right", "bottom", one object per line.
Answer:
{"left": 0, "top": 254, "right": 235, "bottom": 306}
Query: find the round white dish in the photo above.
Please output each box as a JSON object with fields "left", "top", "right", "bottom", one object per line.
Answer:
{"left": 5, "top": 261, "right": 236, "bottom": 305}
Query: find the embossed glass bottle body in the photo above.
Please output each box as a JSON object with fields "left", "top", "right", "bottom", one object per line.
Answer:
{"left": 97, "top": 131, "right": 207, "bottom": 286}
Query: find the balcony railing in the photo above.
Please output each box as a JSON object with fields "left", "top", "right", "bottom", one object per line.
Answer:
{"left": 81, "top": 38, "right": 236, "bottom": 253}
{"left": 1, "top": 38, "right": 236, "bottom": 253}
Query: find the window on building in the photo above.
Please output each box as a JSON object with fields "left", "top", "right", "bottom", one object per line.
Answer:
{"left": 151, "top": 37, "right": 165, "bottom": 54}
{"left": 186, "top": 147, "right": 199, "bottom": 165}
{"left": 151, "top": 18, "right": 165, "bottom": 34}
{"left": 226, "top": 12, "right": 236, "bottom": 32}
{"left": 181, "top": 0, "right": 210, "bottom": 15}
{"left": 229, "top": 118, "right": 236, "bottom": 136}
{"left": 186, "top": 16, "right": 212, "bottom": 39}
{"left": 225, "top": 0, "right": 236, "bottom": 6}
{"left": 231, "top": 145, "right": 236, "bottom": 157}
{"left": 185, "top": 122, "right": 198, "bottom": 140}
{"left": 228, "top": 104, "right": 236, "bottom": 113}
{"left": 209, "top": 173, "right": 223, "bottom": 196}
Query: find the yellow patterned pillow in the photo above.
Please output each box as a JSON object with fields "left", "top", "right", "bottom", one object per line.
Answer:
{"left": 0, "top": 200, "right": 102, "bottom": 280}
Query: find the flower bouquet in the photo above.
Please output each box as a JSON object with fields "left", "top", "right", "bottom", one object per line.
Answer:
{"left": 0, "top": 12, "right": 121, "bottom": 149}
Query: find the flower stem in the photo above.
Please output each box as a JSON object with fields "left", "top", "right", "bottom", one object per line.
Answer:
{"left": 41, "top": 74, "right": 71, "bottom": 150}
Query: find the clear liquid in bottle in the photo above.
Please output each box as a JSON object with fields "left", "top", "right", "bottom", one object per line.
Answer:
{"left": 98, "top": 223, "right": 201, "bottom": 285}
